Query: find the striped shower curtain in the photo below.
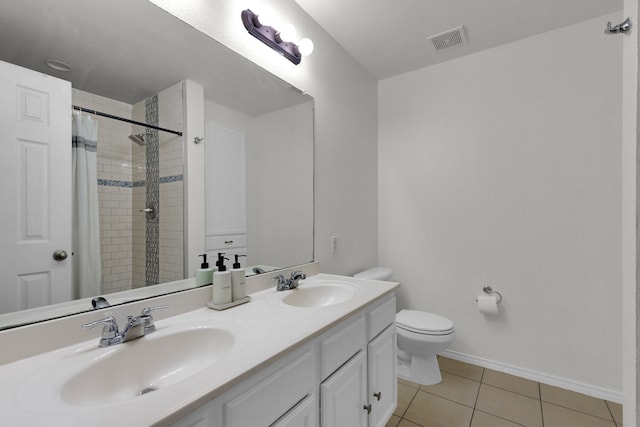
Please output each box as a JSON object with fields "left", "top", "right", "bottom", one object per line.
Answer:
{"left": 72, "top": 111, "right": 101, "bottom": 299}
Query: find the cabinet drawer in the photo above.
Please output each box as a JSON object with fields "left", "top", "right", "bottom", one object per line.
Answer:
{"left": 206, "top": 234, "right": 247, "bottom": 250}
{"left": 320, "top": 315, "right": 366, "bottom": 381}
{"left": 367, "top": 294, "right": 396, "bottom": 341}
{"left": 224, "top": 348, "right": 314, "bottom": 427}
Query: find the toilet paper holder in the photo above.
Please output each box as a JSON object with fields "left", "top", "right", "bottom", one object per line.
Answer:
{"left": 477, "top": 286, "right": 503, "bottom": 304}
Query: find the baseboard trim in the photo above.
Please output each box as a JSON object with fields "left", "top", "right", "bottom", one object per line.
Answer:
{"left": 440, "top": 349, "right": 623, "bottom": 404}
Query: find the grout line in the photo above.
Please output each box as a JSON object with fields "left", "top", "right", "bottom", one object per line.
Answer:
{"left": 604, "top": 400, "right": 618, "bottom": 426}
{"left": 398, "top": 386, "right": 420, "bottom": 419}
{"left": 467, "top": 368, "right": 484, "bottom": 427}
{"left": 543, "top": 401, "right": 617, "bottom": 423}
{"left": 420, "top": 388, "right": 476, "bottom": 409}
{"left": 473, "top": 409, "right": 529, "bottom": 427}
{"left": 474, "top": 367, "right": 484, "bottom": 407}
{"left": 539, "top": 381, "right": 545, "bottom": 427}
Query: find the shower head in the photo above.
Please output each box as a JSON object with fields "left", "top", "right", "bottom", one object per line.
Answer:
{"left": 128, "top": 133, "right": 147, "bottom": 146}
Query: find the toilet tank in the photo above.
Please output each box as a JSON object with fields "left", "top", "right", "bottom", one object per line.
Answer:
{"left": 354, "top": 267, "right": 393, "bottom": 281}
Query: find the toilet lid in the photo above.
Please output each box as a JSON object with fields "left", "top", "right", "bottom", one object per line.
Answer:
{"left": 396, "top": 310, "right": 454, "bottom": 335}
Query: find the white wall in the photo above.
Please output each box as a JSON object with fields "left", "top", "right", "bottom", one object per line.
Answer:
{"left": 379, "top": 14, "right": 623, "bottom": 396}
{"left": 246, "top": 101, "right": 314, "bottom": 267}
{"left": 151, "top": 0, "right": 379, "bottom": 275}
{"left": 621, "top": 0, "right": 639, "bottom": 422}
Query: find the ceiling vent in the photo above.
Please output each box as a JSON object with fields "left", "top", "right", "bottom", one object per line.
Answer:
{"left": 427, "top": 26, "right": 468, "bottom": 51}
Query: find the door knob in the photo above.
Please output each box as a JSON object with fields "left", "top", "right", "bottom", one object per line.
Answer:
{"left": 52, "top": 250, "right": 68, "bottom": 261}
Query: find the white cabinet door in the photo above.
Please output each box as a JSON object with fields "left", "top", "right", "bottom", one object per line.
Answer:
{"left": 320, "top": 351, "right": 368, "bottom": 427}
{"left": 204, "top": 124, "right": 246, "bottom": 236}
{"left": 0, "top": 60, "right": 72, "bottom": 313}
{"left": 367, "top": 325, "right": 397, "bottom": 427}
{"left": 272, "top": 395, "right": 316, "bottom": 427}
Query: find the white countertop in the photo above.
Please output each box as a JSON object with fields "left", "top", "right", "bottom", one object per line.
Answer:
{"left": 0, "top": 273, "right": 398, "bottom": 427}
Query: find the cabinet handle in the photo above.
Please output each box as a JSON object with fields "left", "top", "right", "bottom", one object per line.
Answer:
{"left": 224, "top": 240, "right": 233, "bottom": 244}
{"left": 373, "top": 391, "right": 382, "bottom": 401}
{"left": 363, "top": 403, "right": 372, "bottom": 414}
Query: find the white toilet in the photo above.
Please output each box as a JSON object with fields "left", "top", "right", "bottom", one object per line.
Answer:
{"left": 354, "top": 267, "right": 455, "bottom": 385}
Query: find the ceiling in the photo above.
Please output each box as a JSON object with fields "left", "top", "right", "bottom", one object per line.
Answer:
{"left": 293, "top": 0, "right": 623, "bottom": 80}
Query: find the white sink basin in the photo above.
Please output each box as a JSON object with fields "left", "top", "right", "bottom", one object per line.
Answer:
{"left": 266, "top": 280, "right": 359, "bottom": 308}
{"left": 60, "top": 325, "right": 236, "bottom": 406}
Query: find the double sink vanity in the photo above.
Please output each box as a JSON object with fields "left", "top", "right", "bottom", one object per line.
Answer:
{"left": 0, "top": 265, "right": 398, "bottom": 426}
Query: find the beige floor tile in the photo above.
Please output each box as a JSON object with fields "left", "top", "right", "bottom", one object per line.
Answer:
{"left": 421, "top": 371, "right": 480, "bottom": 407}
{"left": 398, "top": 420, "right": 422, "bottom": 427}
{"left": 540, "top": 384, "right": 612, "bottom": 420}
{"left": 438, "top": 357, "right": 484, "bottom": 382}
{"left": 471, "top": 410, "right": 526, "bottom": 427}
{"left": 395, "top": 382, "right": 419, "bottom": 417}
{"left": 606, "top": 401, "right": 623, "bottom": 425}
{"left": 476, "top": 384, "right": 543, "bottom": 427}
{"left": 386, "top": 414, "right": 402, "bottom": 427}
{"left": 482, "top": 369, "right": 539, "bottom": 399}
{"left": 404, "top": 390, "right": 473, "bottom": 427}
{"left": 542, "top": 402, "right": 616, "bottom": 427}
{"left": 399, "top": 377, "right": 421, "bottom": 390}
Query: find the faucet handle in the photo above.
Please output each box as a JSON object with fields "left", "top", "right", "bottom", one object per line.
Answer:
{"left": 290, "top": 271, "right": 306, "bottom": 280}
{"left": 272, "top": 274, "right": 286, "bottom": 284}
{"left": 82, "top": 315, "right": 118, "bottom": 333}
{"left": 140, "top": 305, "right": 168, "bottom": 334}
{"left": 81, "top": 315, "right": 122, "bottom": 347}
{"left": 141, "top": 305, "right": 168, "bottom": 316}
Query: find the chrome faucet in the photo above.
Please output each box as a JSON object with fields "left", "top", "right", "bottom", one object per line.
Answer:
{"left": 273, "top": 271, "right": 306, "bottom": 291}
{"left": 81, "top": 305, "right": 168, "bottom": 347}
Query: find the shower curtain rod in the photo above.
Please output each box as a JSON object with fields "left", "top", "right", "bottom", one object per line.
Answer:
{"left": 72, "top": 105, "right": 183, "bottom": 137}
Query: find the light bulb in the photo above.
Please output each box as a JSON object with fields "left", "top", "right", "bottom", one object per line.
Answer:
{"left": 255, "top": 5, "right": 275, "bottom": 27}
{"left": 298, "top": 38, "right": 314, "bottom": 56}
{"left": 278, "top": 23, "right": 297, "bottom": 43}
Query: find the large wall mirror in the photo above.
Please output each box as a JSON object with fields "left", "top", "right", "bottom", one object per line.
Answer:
{"left": 0, "top": 0, "right": 314, "bottom": 329}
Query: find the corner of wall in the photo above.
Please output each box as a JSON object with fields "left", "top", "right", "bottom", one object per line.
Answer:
{"left": 183, "top": 80, "right": 205, "bottom": 278}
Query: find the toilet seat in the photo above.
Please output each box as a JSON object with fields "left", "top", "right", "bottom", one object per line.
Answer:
{"left": 396, "top": 310, "right": 454, "bottom": 336}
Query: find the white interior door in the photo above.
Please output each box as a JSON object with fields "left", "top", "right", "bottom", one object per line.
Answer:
{"left": 0, "top": 60, "right": 72, "bottom": 313}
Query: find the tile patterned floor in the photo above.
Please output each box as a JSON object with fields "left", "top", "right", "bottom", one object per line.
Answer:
{"left": 386, "top": 357, "right": 623, "bottom": 427}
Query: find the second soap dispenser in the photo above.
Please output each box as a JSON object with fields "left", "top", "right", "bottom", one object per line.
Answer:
{"left": 231, "top": 254, "right": 247, "bottom": 302}
{"left": 212, "top": 253, "right": 232, "bottom": 305}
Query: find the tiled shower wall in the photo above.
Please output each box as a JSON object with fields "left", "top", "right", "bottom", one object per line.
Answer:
{"left": 132, "top": 83, "right": 185, "bottom": 288}
{"left": 73, "top": 84, "right": 184, "bottom": 294}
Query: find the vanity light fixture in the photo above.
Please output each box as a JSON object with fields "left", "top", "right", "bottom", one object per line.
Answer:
{"left": 241, "top": 9, "right": 313, "bottom": 65}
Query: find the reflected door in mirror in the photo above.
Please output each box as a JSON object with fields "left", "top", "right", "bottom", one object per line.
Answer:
{"left": 0, "top": 60, "right": 72, "bottom": 314}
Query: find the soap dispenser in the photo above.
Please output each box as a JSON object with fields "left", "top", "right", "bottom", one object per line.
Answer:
{"left": 231, "top": 254, "right": 247, "bottom": 301}
{"left": 212, "top": 253, "right": 232, "bottom": 305}
{"left": 195, "top": 254, "right": 213, "bottom": 286}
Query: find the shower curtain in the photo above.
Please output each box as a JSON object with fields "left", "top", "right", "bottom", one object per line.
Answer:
{"left": 72, "top": 111, "right": 101, "bottom": 299}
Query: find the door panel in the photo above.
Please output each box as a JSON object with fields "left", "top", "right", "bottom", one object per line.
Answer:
{"left": 0, "top": 60, "right": 72, "bottom": 313}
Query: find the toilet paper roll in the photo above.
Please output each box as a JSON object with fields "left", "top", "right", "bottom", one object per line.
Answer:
{"left": 477, "top": 295, "right": 499, "bottom": 314}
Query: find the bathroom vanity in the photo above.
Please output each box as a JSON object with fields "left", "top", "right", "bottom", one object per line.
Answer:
{"left": 0, "top": 271, "right": 398, "bottom": 426}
